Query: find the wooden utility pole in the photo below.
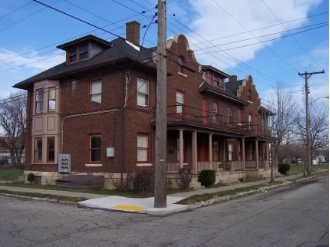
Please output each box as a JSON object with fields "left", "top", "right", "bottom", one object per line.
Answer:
{"left": 298, "top": 70, "right": 324, "bottom": 175}
{"left": 154, "top": 0, "right": 167, "bottom": 208}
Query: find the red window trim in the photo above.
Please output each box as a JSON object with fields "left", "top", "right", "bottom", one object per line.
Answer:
{"left": 35, "top": 88, "right": 44, "bottom": 114}
{"left": 88, "top": 79, "right": 102, "bottom": 110}
{"left": 34, "top": 137, "right": 42, "bottom": 163}
{"left": 88, "top": 134, "right": 102, "bottom": 163}
{"left": 67, "top": 44, "right": 89, "bottom": 64}
{"left": 137, "top": 133, "right": 150, "bottom": 163}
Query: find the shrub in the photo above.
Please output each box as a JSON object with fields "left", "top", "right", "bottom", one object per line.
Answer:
{"left": 278, "top": 163, "right": 290, "bottom": 175}
{"left": 27, "top": 173, "right": 35, "bottom": 183}
{"left": 132, "top": 167, "right": 154, "bottom": 193}
{"left": 198, "top": 170, "right": 216, "bottom": 187}
{"left": 178, "top": 166, "right": 192, "bottom": 190}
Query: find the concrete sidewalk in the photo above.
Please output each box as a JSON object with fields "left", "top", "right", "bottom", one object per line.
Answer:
{"left": 0, "top": 171, "right": 327, "bottom": 215}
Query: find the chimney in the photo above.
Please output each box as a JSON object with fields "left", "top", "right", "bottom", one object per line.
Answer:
{"left": 126, "top": 21, "right": 140, "bottom": 46}
{"left": 229, "top": 75, "right": 237, "bottom": 82}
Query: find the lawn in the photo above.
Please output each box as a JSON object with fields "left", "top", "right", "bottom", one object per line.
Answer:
{"left": 287, "top": 163, "right": 328, "bottom": 175}
{"left": 0, "top": 168, "right": 24, "bottom": 181}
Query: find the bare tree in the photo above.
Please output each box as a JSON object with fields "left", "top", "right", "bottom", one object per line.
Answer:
{"left": 266, "top": 81, "right": 297, "bottom": 181}
{"left": 295, "top": 99, "right": 329, "bottom": 174}
{"left": 0, "top": 92, "right": 27, "bottom": 167}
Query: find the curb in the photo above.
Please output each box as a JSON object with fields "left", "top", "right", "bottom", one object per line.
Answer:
{"left": 186, "top": 174, "right": 327, "bottom": 210}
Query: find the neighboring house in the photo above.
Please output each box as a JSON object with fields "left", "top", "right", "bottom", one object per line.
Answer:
{"left": 13, "top": 21, "right": 273, "bottom": 188}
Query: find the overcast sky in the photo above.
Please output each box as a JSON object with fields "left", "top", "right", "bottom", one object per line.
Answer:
{"left": 0, "top": 0, "right": 328, "bottom": 108}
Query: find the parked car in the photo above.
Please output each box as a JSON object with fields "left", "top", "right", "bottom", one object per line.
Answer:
{"left": 0, "top": 156, "right": 9, "bottom": 166}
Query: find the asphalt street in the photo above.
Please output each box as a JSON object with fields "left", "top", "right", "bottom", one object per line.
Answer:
{"left": 0, "top": 175, "right": 328, "bottom": 247}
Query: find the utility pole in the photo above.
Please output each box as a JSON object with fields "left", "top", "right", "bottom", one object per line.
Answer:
{"left": 298, "top": 70, "right": 324, "bottom": 176}
{"left": 154, "top": 0, "right": 167, "bottom": 208}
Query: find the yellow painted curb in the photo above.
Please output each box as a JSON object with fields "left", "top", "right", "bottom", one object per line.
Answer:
{"left": 113, "top": 204, "right": 145, "bottom": 211}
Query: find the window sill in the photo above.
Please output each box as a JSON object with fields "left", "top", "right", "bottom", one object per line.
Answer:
{"left": 136, "top": 163, "right": 153, "bottom": 167}
{"left": 85, "top": 163, "right": 102, "bottom": 167}
{"left": 178, "top": 72, "right": 187, "bottom": 77}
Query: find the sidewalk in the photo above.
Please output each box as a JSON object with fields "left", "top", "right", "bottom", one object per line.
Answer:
{"left": 0, "top": 171, "right": 327, "bottom": 216}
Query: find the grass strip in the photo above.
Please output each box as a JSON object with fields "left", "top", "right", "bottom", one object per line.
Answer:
{"left": 0, "top": 189, "right": 87, "bottom": 203}
{"left": 177, "top": 181, "right": 283, "bottom": 205}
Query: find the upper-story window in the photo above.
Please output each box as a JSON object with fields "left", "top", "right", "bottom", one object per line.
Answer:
{"left": 212, "top": 103, "right": 218, "bottom": 121}
{"left": 137, "top": 78, "right": 149, "bottom": 107}
{"left": 68, "top": 44, "right": 89, "bottom": 64}
{"left": 206, "top": 71, "right": 225, "bottom": 90}
{"left": 48, "top": 87, "right": 56, "bottom": 112}
{"left": 178, "top": 56, "right": 185, "bottom": 74}
{"left": 227, "top": 107, "right": 232, "bottom": 124}
{"left": 248, "top": 114, "right": 252, "bottom": 130}
{"left": 89, "top": 80, "right": 102, "bottom": 108}
{"left": 176, "top": 91, "right": 184, "bottom": 114}
{"left": 248, "top": 89, "right": 252, "bottom": 101}
{"left": 35, "top": 89, "right": 44, "bottom": 114}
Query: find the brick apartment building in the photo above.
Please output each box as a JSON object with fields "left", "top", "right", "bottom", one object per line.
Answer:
{"left": 14, "top": 21, "right": 273, "bottom": 188}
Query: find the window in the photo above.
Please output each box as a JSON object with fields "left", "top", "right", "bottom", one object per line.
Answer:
{"left": 137, "top": 78, "right": 149, "bottom": 107}
{"left": 248, "top": 114, "right": 252, "bottom": 130}
{"left": 47, "top": 137, "right": 55, "bottom": 162}
{"left": 34, "top": 137, "right": 42, "bottom": 162}
{"left": 248, "top": 89, "right": 252, "bottom": 101}
{"left": 228, "top": 143, "right": 233, "bottom": 161}
{"left": 237, "top": 109, "right": 242, "bottom": 125}
{"left": 213, "top": 141, "right": 219, "bottom": 161}
{"left": 213, "top": 75, "right": 219, "bottom": 87}
{"left": 35, "top": 89, "right": 44, "bottom": 113}
{"left": 79, "top": 44, "right": 88, "bottom": 60}
{"left": 48, "top": 87, "right": 56, "bottom": 112}
{"left": 178, "top": 56, "right": 184, "bottom": 74}
{"left": 248, "top": 144, "right": 253, "bottom": 160}
{"left": 176, "top": 138, "right": 180, "bottom": 161}
{"left": 68, "top": 45, "right": 88, "bottom": 63}
{"left": 176, "top": 91, "right": 184, "bottom": 114}
{"left": 137, "top": 135, "right": 149, "bottom": 162}
{"left": 212, "top": 103, "right": 218, "bottom": 121}
{"left": 69, "top": 48, "right": 77, "bottom": 63}
{"left": 89, "top": 135, "right": 101, "bottom": 162}
{"left": 90, "top": 80, "right": 102, "bottom": 108}
{"left": 227, "top": 107, "right": 232, "bottom": 124}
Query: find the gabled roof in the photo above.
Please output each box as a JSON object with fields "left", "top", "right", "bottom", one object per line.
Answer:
{"left": 13, "top": 38, "right": 156, "bottom": 90}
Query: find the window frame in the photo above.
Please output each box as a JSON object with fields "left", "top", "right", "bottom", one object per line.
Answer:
{"left": 34, "top": 137, "right": 42, "bottom": 163}
{"left": 68, "top": 44, "right": 89, "bottom": 64}
{"left": 48, "top": 87, "right": 56, "bottom": 112}
{"left": 89, "top": 134, "right": 101, "bottom": 163}
{"left": 47, "top": 137, "right": 55, "bottom": 162}
{"left": 137, "top": 134, "right": 149, "bottom": 163}
{"left": 248, "top": 114, "right": 252, "bottom": 130}
{"left": 35, "top": 88, "right": 44, "bottom": 114}
{"left": 137, "top": 78, "right": 149, "bottom": 107}
{"left": 89, "top": 80, "right": 102, "bottom": 109}
{"left": 178, "top": 56, "right": 185, "bottom": 74}
{"left": 228, "top": 143, "right": 233, "bottom": 161}
{"left": 227, "top": 107, "right": 232, "bottom": 124}
{"left": 212, "top": 102, "right": 218, "bottom": 122}
{"left": 176, "top": 90, "right": 184, "bottom": 114}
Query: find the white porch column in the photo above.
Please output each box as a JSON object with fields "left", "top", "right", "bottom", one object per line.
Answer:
{"left": 255, "top": 139, "right": 259, "bottom": 170}
{"left": 179, "top": 129, "right": 184, "bottom": 169}
{"left": 242, "top": 138, "right": 246, "bottom": 170}
{"left": 192, "top": 131, "right": 198, "bottom": 174}
{"left": 208, "top": 133, "right": 213, "bottom": 169}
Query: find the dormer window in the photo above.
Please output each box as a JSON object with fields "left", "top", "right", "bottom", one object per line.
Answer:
{"left": 67, "top": 44, "right": 89, "bottom": 64}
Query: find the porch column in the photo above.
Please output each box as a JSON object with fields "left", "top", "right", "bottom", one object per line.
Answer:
{"left": 242, "top": 138, "right": 246, "bottom": 170}
{"left": 255, "top": 139, "right": 259, "bottom": 170}
{"left": 222, "top": 139, "right": 226, "bottom": 169}
{"left": 192, "top": 131, "right": 198, "bottom": 174}
{"left": 265, "top": 142, "right": 270, "bottom": 170}
{"left": 208, "top": 133, "right": 213, "bottom": 169}
{"left": 179, "top": 129, "right": 184, "bottom": 169}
